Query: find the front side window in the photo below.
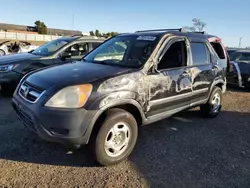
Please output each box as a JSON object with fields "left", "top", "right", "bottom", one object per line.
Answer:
{"left": 191, "top": 43, "right": 209, "bottom": 65}
{"left": 158, "top": 40, "right": 187, "bottom": 70}
{"left": 83, "top": 35, "right": 159, "bottom": 68}
{"left": 31, "top": 38, "right": 73, "bottom": 56}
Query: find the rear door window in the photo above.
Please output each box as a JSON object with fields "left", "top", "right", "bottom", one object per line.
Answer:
{"left": 190, "top": 42, "right": 209, "bottom": 65}
{"left": 92, "top": 42, "right": 102, "bottom": 49}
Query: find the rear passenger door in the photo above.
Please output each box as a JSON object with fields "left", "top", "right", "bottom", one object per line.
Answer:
{"left": 189, "top": 41, "right": 214, "bottom": 104}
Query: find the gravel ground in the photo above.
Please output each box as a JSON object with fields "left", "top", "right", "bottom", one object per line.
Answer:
{"left": 0, "top": 88, "right": 250, "bottom": 188}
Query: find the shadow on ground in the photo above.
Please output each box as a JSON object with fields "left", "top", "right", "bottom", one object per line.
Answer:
{"left": 129, "top": 110, "right": 250, "bottom": 188}
{"left": 226, "top": 84, "right": 249, "bottom": 93}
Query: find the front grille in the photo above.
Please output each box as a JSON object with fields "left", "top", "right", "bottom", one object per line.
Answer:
{"left": 19, "top": 81, "right": 45, "bottom": 103}
{"left": 13, "top": 103, "right": 36, "bottom": 132}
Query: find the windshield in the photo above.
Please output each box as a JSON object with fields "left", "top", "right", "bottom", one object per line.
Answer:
{"left": 31, "top": 38, "right": 72, "bottom": 56}
{"left": 83, "top": 35, "right": 159, "bottom": 68}
{"left": 231, "top": 51, "right": 250, "bottom": 62}
{"left": 227, "top": 50, "right": 236, "bottom": 60}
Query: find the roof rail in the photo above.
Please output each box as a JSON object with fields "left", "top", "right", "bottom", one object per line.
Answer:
{"left": 191, "top": 31, "right": 207, "bottom": 34}
{"left": 70, "top": 33, "right": 84, "bottom": 37}
{"left": 135, "top": 28, "right": 185, "bottom": 33}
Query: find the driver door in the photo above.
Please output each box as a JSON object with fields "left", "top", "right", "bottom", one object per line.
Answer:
{"left": 146, "top": 37, "right": 193, "bottom": 117}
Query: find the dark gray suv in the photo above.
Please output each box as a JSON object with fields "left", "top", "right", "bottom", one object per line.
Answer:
{"left": 12, "top": 28, "right": 226, "bottom": 166}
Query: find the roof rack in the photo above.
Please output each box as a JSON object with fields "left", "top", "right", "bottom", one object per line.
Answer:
{"left": 135, "top": 28, "right": 185, "bottom": 33}
{"left": 191, "top": 31, "right": 207, "bottom": 34}
{"left": 70, "top": 34, "right": 84, "bottom": 37}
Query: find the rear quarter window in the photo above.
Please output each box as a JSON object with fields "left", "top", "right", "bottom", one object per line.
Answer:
{"left": 210, "top": 42, "right": 226, "bottom": 59}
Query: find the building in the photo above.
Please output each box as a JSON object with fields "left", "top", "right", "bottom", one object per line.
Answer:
{"left": 0, "top": 23, "right": 82, "bottom": 36}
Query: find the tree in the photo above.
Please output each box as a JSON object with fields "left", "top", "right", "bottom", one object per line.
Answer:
{"left": 95, "top": 29, "right": 100, "bottom": 37}
{"left": 184, "top": 18, "right": 207, "bottom": 32}
{"left": 102, "top": 31, "right": 119, "bottom": 38}
{"left": 192, "top": 18, "right": 206, "bottom": 31}
{"left": 34, "top": 20, "right": 48, "bottom": 34}
{"left": 89, "top": 29, "right": 120, "bottom": 38}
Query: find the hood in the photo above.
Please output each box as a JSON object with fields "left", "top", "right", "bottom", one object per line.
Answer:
{"left": 0, "top": 52, "right": 41, "bottom": 65}
{"left": 25, "top": 61, "right": 133, "bottom": 89}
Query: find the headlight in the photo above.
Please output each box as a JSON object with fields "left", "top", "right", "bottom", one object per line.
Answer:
{"left": 0, "top": 64, "right": 19, "bottom": 72}
{"left": 45, "top": 84, "right": 93, "bottom": 108}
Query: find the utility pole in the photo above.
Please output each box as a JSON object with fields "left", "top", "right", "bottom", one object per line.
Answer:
{"left": 239, "top": 37, "right": 242, "bottom": 48}
{"left": 72, "top": 14, "right": 75, "bottom": 30}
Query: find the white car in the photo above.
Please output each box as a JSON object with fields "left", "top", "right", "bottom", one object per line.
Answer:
{"left": 0, "top": 40, "right": 39, "bottom": 56}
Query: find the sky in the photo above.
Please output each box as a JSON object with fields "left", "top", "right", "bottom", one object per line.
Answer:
{"left": 0, "top": 0, "right": 250, "bottom": 47}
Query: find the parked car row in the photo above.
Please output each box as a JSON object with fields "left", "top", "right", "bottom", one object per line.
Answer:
{"left": 0, "top": 28, "right": 234, "bottom": 166}
{"left": 226, "top": 48, "right": 250, "bottom": 89}
{"left": 0, "top": 35, "right": 105, "bottom": 92}
{"left": 0, "top": 40, "right": 39, "bottom": 56}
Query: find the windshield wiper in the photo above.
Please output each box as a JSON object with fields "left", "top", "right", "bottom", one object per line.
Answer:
{"left": 88, "top": 60, "right": 121, "bottom": 67}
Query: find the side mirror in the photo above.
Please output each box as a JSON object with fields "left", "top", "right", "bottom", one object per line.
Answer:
{"left": 61, "top": 52, "right": 71, "bottom": 60}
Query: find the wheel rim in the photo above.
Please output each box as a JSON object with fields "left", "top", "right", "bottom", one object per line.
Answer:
{"left": 104, "top": 122, "right": 131, "bottom": 158}
{"left": 211, "top": 93, "right": 221, "bottom": 112}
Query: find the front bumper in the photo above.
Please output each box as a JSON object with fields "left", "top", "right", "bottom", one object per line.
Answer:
{"left": 12, "top": 92, "right": 97, "bottom": 146}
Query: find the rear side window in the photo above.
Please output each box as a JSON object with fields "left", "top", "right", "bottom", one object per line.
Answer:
{"left": 191, "top": 43, "right": 209, "bottom": 65}
{"left": 92, "top": 42, "right": 102, "bottom": 49}
{"left": 210, "top": 42, "right": 226, "bottom": 59}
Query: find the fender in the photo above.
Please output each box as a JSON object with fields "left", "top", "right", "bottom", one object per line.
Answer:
{"left": 209, "top": 79, "right": 226, "bottom": 96}
{"left": 84, "top": 97, "right": 146, "bottom": 144}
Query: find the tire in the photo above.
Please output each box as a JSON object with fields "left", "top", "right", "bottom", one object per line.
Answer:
{"left": 200, "top": 86, "right": 222, "bottom": 118}
{"left": 90, "top": 108, "right": 138, "bottom": 166}
{"left": 245, "top": 80, "right": 250, "bottom": 91}
{"left": 0, "top": 49, "right": 5, "bottom": 56}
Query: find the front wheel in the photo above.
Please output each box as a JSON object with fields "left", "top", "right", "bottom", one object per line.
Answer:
{"left": 200, "top": 86, "right": 222, "bottom": 118}
{"left": 90, "top": 108, "right": 138, "bottom": 166}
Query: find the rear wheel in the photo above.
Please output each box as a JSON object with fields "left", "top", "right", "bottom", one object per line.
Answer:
{"left": 0, "top": 49, "right": 5, "bottom": 56}
{"left": 90, "top": 108, "right": 138, "bottom": 166}
{"left": 200, "top": 86, "right": 222, "bottom": 118}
